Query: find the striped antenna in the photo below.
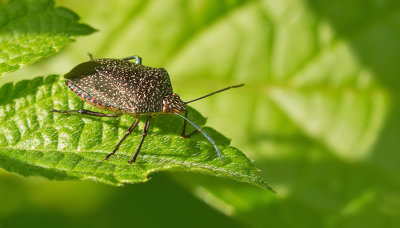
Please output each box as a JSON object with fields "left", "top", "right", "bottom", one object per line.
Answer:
{"left": 174, "top": 112, "right": 223, "bottom": 162}
{"left": 184, "top": 84, "right": 244, "bottom": 104}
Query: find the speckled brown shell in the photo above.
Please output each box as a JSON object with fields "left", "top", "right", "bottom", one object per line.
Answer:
{"left": 65, "top": 58, "right": 174, "bottom": 115}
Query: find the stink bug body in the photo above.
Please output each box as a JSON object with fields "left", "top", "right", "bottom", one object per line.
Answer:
{"left": 51, "top": 55, "right": 243, "bottom": 164}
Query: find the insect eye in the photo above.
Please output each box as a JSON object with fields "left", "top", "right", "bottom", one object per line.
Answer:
{"left": 162, "top": 98, "right": 171, "bottom": 113}
{"left": 174, "top": 93, "right": 179, "bottom": 97}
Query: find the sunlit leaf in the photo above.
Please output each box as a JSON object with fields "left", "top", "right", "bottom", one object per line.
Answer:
{"left": 0, "top": 75, "right": 272, "bottom": 190}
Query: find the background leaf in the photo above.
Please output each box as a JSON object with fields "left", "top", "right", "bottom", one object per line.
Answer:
{"left": 0, "top": 0, "right": 96, "bottom": 76}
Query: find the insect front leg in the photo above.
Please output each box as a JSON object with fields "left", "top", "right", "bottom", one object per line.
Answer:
{"left": 104, "top": 117, "right": 140, "bottom": 161}
{"left": 181, "top": 111, "right": 199, "bottom": 138}
{"left": 129, "top": 116, "right": 152, "bottom": 164}
{"left": 50, "top": 109, "right": 121, "bottom": 117}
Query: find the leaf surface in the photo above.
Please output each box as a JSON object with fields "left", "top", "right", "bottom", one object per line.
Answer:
{"left": 0, "top": 75, "right": 272, "bottom": 190}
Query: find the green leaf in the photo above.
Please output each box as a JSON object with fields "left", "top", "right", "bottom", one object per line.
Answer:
{"left": 0, "top": 0, "right": 96, "bottom": 76}
{"left": 0, "top": 75, "right": 272, "bottom": 190}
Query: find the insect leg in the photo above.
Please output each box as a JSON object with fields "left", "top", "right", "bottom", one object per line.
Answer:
{"left": 50, "top": 109, "right": 121, "bottom": 117}
{"left": 129, "top": 116, "right": 152, "bottom": 164}
{"left": 122, "top": 56, "right": 142, "bottom": 65}
{"left": 104, "top": 117, "right": 140, "bottom": 161}
{"left": 88, "top": 53, "right": 93, "bottom": 60}
{"left": 181, "top": 111, "right": 199, "bottom": 138}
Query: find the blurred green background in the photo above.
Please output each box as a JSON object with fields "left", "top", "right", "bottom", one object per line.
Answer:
{"left": 1, "top": 0, "right": 400, "bottom": 227}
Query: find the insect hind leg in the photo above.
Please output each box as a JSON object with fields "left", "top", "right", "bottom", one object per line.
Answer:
{"left": 122, "top": 55, "right": 142, "bottom": 65}
{"left": 129, "top": 116, "right": 152, "bottom": 164}
{"left": 50, "top": 109, "right": 121, "bottom": 117}
{"left": 104, "top": 117, "right": 140, "bottom": 161}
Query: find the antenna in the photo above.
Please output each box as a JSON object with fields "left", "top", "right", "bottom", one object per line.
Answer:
{"left": 174, "top": 112, "right": 223, "bottom": 162}
{"left": 184, "top": 84, "right": 244, "bottom": 104}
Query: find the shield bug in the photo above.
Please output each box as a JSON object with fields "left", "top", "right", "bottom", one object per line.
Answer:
{"left": 51, "top": 55, "right": 243, "bottom": 164}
